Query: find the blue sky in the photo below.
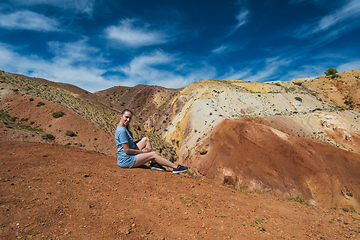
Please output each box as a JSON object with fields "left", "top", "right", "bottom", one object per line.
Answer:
{"left": 0, "top": 0, "right": 359, "bottom": 92}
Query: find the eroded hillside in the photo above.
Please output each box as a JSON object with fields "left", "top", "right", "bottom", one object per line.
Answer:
{"left": 161, "top": 71, "right": 360, "bottom": 211}
{"left": 2, "top": 69, "right": 360, "bottom": 211}
{"left": 0, "top": 71, "right": 177, "bottom": 160}
{"left": 187, "top": 118, "right": 360, "bottom": 211}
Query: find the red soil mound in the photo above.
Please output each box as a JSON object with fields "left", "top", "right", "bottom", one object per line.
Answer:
{"left": 0, "top": 91, "right": 115, "bottom": 156}
{"left": 1, "top": 141, "right": 359, "bottom": 239}
{"left": 188, "top": 118, "right": 360, "bottom": 211}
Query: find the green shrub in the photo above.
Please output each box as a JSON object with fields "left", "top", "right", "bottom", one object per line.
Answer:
{"left": 66, "top": 130, "right": 77, "bottom": 137}
{"left": 295, "top": 97, "right": 303, "bottom": 102}
{"left": 52, "top": 111, "right": 65, "bottom": 118}
{"left": 43, "top": 134, "right": 55, "bottom": 140}
{"left": 324, "top": 68, "right": 340, "bottom": 79}
{"left": 36, "top": 102, "right": 45, "bottom": 107}
{"left": 288, "top": 195, "right": 311, "bottom": 206}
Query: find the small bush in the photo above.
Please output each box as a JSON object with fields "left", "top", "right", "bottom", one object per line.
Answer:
{"left": 66, "top": 130, "right": 77, "bottom": 137}
{"left": 238, "top": 184, "right": 249, "bottom": 192}
{"left": 52, "top": 111, "right": 65, "bottom": 118}
{"left": 324, "top": 68, "right": 340, "bottom": 79}
{"left": 288, "top": 195, "right": 311, "bottom": 206}
{"left": 29, "top": 98, "right": 34, "bottom": 101}
{"left": 285, "top": 87, "right": 296, "bottom": 92}
{"left": 293, "top": 82, "right": 302, "bottom": 86}
{"left": 43, "top": 134, "right": 55, "bottom": 140}
{"left": 295, "top": 97, "right": 303, "bottom": 102}
{"left": 250, "top": 219, "right": 266, "bottom": 231}
{"left": 10, "top": 117, "right": 17, "bottom": 122}
{"left": 36, "top": 102, "right": 45, "bottom": 107}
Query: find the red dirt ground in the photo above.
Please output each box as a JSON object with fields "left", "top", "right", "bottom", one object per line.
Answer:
{"left": 1, "top": 141, "right": 360, "bottom": 239}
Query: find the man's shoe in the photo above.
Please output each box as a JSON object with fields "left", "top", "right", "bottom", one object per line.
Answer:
{"left": 172, "top": 165, "right": 188, "bottom": 174}
{"left": 149, "top": 162, "right": 166, "bottom": 171}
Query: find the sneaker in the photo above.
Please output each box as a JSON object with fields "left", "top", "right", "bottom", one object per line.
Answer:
{"left": 149, "top": 162, "right": 166, "bottom": 171}
{"left": 172, "top": 165, "right": 188, "bottom": 174}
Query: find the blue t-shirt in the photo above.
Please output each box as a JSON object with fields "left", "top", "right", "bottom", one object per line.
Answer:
{"left": 115, "top": 125, "right": 137, "bottom": 168}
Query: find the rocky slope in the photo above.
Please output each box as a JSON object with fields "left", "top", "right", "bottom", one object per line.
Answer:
{"left": 161, "top": 70, "right": 360, "bottom": 211}
{"left": 0, "top": 71, "right": 177, "bottom": 160}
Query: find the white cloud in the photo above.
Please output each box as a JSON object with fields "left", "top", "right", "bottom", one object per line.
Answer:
{"left": 0, "top": 10, "right": 60, "bottom": 31}
{"left": 228, "top": 9, "right": 249, "bottom": 36}
{"left": 0, "top": 41, "right": 215, "bottom": 91}
{"left": 212, "top": 44, "right": 229, "bottom": 54}
{"left": 279, "top": 65, "right": 324, "bottom": 81}
{"left": 12, "top": 0, "right": 95, "bottom": 15}
{"left": 338, "top": 60, "right": 360, "bottom": 72}
{"left": 222, "top": 57, "right": 291, "bottom": 82}
{"left": 117, "top": 50, "right": 216, "bottom": 88}
{"left": 0, "top": 41, "right": 115, "bottom": 92}
{"left": 222, "top": 67, "right": 252, "bottom": 80}
{"left": 247, "top": 57, "right": 291, "bottom": 81}
{"left": 235, "top": 10, "right": 249, "bottom": 28}
{"left": 315, "top": 0, "right": 360, "bottom": 32}
{"left": 294, "top": 0, "right": 360, "bottom": 38}
{"left": 120, "top": 50, "right": 175, "bottom": 76}
{"left": 47, "top": 38, "right": 105, "bottom": 64}
{"left": 105, "top": 18, "right": 169, "bottom": 48}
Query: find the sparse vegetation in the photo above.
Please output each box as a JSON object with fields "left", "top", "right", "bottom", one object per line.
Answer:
{"left": 324, "top": 68, "right": 340, "bottom": 79}
{"left": 65, "top": 130, "right": 77, "bottom": 137}
{"left": 344, "top": 186, "right": 353, "bottom": 197}
{"left": 0, "top": 110, "right": 43, "bottom": 134}
{"left": 238, "top": 183, "right": 249, "bottom": 192}
{"left": 52, "top": 111, "right": 65, "bottom": 118}
{"left": 43, "top": 134, "right": 55, "bottom": 140}
{"left": 295, "top": 97, "right": 303, "bottom": 102}
{"left": 343, "top": 96, "right": 354, "bottom": 108}
{"left": 288, "top": 195, "right": 311, "bottom": 206}
{"left": 250, "top": 219, "right": 266, "bottom": 231}
{"left": 285, "top": 87, "right": 296, "bottom": 92}
{"left": 36, "top": 102, "right": 45, "bottom": 107}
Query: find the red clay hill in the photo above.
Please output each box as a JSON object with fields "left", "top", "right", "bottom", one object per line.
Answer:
{"left": 188, "top": 118, "right": 360, "bottom": 211}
